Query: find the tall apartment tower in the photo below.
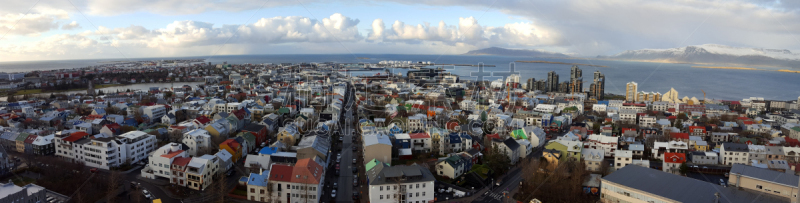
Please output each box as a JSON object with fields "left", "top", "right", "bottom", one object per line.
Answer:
{"left": 591, "top": 70, "right": 605, "bottom": 100}
{"left": 547, "top": 71, "right": 559, "bottom": 92}
{"left": 570, "top": 65, "right": 583, "bottom": 93}
{"left": 526, "top": 78, "right": 536, "bottom": 91}
{"left": 626, "top": 81, "right": 638, "bottom": 102}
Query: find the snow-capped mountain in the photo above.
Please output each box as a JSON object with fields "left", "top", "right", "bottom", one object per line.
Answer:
{"left": 464, "top": 47, "right": 569, "bottom": 58}
{"left": 599, "top": 44, "right": 800, "bottom": 67}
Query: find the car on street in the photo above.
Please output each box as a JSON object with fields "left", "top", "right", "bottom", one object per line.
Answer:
{"left": 352, "top": 146, "right": 356, "bottom": 151}
{"left": 719, "top": 179, "right": 726, "bottom": 187}
{"left": 130, "top": 181, "right": 140, "bottom": 189}
{"left": 353, "top": 192, "right": 359, "bottom": 200}
{"left": 352, "top": 167, "right": 357, "bottom": 173}
{"left": 142, "top": 189, "right": 152, "bottom": 199}
{"left": 353, "top": 179, "right": 358, "bottom": 187}
{"left": 331, "top": 190, "right": 337, "bottom": 198}
{"left": 352, "top": 158, "right": 356, "bottom": 164}
{"left": 90, "top": 168, "right": 98, "bottom": 173}
{"left": 336, "top": 164, "right": 340, "bottom": 170}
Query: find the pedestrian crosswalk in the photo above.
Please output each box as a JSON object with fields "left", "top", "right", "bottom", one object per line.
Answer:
{"left": 487, "top": 192, "right": 504, "bottom": 200}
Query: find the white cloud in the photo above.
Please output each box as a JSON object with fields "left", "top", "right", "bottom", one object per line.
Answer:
{"left": 0, "top": 13, "right": 61, "bottom": 36}
{"left": 367, "top": 16, "right": 561, "bottom": 48}
{"left": 61, "top": 21, "right": 82, "bottom": 30}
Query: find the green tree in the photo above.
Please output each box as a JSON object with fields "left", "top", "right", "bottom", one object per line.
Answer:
{"left": 486, "top": 143, "right": 511, "bottom": 175}
{"left": 480, "top": 111, "right": 487, "bottom": 122}
{"left": 674, "top": 119, "right": 683, "bottom": 128}
{"left": 679, "top": 162, "right": 689, "bottom": 176}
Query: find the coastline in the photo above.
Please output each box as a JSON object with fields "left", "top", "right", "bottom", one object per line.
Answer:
{"left": 692, "top": 66, "right": 800, "bottom": 73}
{"left": 515, "top": 60, "right": 608, "bottom": 67}
{"left": 9, "top": 84, "right": 126, "bottom": 96}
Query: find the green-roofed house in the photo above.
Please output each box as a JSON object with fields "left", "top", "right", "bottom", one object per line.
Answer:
{"left": 544, "top": 140, "right": 582, "bottom": 162}
{"left": 511, "top": 129, "right": 528, "bottom": 140}
{"left": 278, "top": 107, "right": 290, "bottom": 115}
{"left": 365, "top": 159, "right": 389, "bottom": 172}
{"left": 236, "top": 132, "right": 257, "bottom": 153}
{"left": 790, "top": 127, "right": 800, "bottom": 140}
{"left": 436, "top": 154, "right": 470, "bottom": 179}
{"left": 15, "top": 133, "right": 30, "bottom": 153}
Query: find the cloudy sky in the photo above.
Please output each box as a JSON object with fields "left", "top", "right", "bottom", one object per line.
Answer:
{"left": 0, "top": 0, "right": 798, "bottom": 62}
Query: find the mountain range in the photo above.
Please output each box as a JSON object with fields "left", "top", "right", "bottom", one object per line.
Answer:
{"left": 598, "top": 44, "right": 800, "bottom": 67}
{"left": 463, "top": 47, "right": 570, "bottom": 58}
{"left": 464, "top": 44, "right": 800, "bottom": 67}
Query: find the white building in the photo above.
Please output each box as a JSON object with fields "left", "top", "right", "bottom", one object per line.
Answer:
{"left": 183, "top": 129, "right": 212, "bottom": 157}
{"left": 614, "top": 150, "right": 633, "bottom": 170}
{"left": 54, "top": 131, "right": 157, "bottom": 170}
{"left": 144, "top": 105, "right": 167, "bottom": 123}
{"left": 720, "top": 143, "right": 750, "bottom": 166}
{"left": 367, "top": 164, "right": 435, "bottom": 203}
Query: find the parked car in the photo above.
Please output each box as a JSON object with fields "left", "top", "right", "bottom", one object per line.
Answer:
{"left": 719, "top": 179, "right": 726, "bottom": 187}
{"left": 353, "top": 192, "right": 359, "bottom": 200}
{"left": 336, "top": 164, "right": 340, "bottom": 170}
{"left": 130, "top": 181, "right": 140, "bottom": 189}
{"left": 142, "top": 189, "right": 152, "bottom": 199}
{"left": 352, "top": 167, "right": 357, "bottom": 173}
{"left": 352, "top": 158, "right": 356, "bottom": 164}
{"left": 331, "top": 190, "right": 337, "bottom": 198}
{"left": 90, "top": 168, "right": 98, "bottom": 173}
{"left": 353, "top": 179, "right": 358, "bottom": 187}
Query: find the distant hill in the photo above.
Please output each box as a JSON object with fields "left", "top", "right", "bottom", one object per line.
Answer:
{"left": 464, "top": 47, "right": 570, "bottom": 58}
{"left": 598, "top": 44, "right": 800, "bottom": 67}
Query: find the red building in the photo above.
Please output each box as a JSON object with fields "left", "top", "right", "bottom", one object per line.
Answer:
{"left": 242, "top": 123, "right": 268, "bottom": 146}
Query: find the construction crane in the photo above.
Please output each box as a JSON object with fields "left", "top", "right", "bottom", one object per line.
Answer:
{"left": 701, "top": 89, "right": 706, "bottom": 104}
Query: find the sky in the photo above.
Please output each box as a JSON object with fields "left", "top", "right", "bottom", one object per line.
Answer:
{"left": 1, "top": 0, "right": 799, "bottom": 62}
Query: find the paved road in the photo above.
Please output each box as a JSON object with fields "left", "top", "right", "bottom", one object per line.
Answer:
{"left": 336, "top": 83, "right": 356, "bottom": 203}
{"left": 470, "top": 142, "right": 545, "bottom": 203}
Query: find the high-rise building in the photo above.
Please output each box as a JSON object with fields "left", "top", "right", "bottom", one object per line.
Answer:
{"left": 591, "top": 70, "right": 605, "bottom": 100}
{"left": 626, "top": 81, "right": 638, "bottom": 102}
{"left": 570, "top": 65, "right": 583, "bottom": 93}
{"left": 526, "top": 78, "right": 536, "bottom": 91}
{"left": 559, "top": 81, "right": 570, "bottom": 93}
{"left": 534, "top": 79, "right": 547, "bottom": 92}
{"left": 547, "top": 71, "right": 559, "bottom": 92}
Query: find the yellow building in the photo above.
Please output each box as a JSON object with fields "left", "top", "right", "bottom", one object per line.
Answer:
{"left": 625, "top": 82, "right": 637, "bottom": 102}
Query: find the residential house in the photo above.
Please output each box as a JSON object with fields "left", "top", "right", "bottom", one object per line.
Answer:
{"left": 728, "top": 164, "right": 799, "bottom": 201}
{"left": 219, "top": 139, "right": 243, "bottom": 163}
{"left": 691, "top": 151, "right": 718, "bottom": 165}
{"left": 436, "top": 155, "right": 469, "bottom": 179}
{"left": 363, "top": 133, "right": 393, "bottom": 165}
{"left": 493, "top": 138, "right": 521, "bottom": 165}
{"left": 183, "top": 129, "right": 211, "bottom": 157}
{"left": 721, "top": 143, "right": 750, "bottom": 166}
{"left": 614, "top": 150, "right": 633, "bottom": 170}
{"left": 662, "top": 152, "right": 686, "bottom": 175}
{"left": 367, "top": 164, "right": 435, "bottom": 203}
{"left": 582, "top": 148, "right": 604, "bottom": 172}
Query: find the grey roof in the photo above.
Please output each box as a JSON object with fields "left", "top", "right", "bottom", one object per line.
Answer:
{"left": 628, "top": 144, "right": 644, "bottom": 151}
{"left": 723, "top": 143, "right": 749, "bottom": 152}
{"left": 502, "top": 137, "right": 520, "bottom": 150}
{"left": 368, "top": 164, "right": 434, "bottom": 186}
{"left": 297, "top": 135, "right": 330, "bottom": 155}
{"left": 603, "top": 165, "right": 787, "bottom": 203}
{"left": 363, "top": 134, "right": 392, "bottom": 147}
{"left": 730, "top": 164, "right": 799, "bottom": 187}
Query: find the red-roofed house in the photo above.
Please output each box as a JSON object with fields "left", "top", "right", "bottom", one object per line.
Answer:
{"left": 100, "top": 123, "right": 122, "bottom": 136}
{"left": 289, "top": 158, "right": 325, "bottom": 202}
{"left": 670, "top": 133, "right": 689, "bottom": 142}
{"left": 141, "top": 143, "right": 188, "bottom": 180}
{"left": 688, "top": 126, "right": 706, "bottom": 136}
{"left": 662, "top": 152, "right": 686, "bottom": 175}
{"left": 409, "top": 132, "right": 431, "bottom": 153}
{"left": 193, "top": 116, "right": 211, "bottom": 128}
{"left": 170, "top": 157, "right": 192, "bottom": 186}
{"left": 220, "top": 139, "right": 242, "bottom": 162}
{"left": 63, "top": 132, "right": 89, "bottom": 142}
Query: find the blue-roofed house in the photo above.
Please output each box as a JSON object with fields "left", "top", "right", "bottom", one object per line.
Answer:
{"left": 393, "top": 133, "right": 411, "bottom": 149}
{"left": 447, "top": 132, "right": 463, "bottom": 153}
{"left": 259, "top": 146, "right": 278, "bottom": 155}
{"left": 246, "top": 170, "right": 271, "bottom": 202}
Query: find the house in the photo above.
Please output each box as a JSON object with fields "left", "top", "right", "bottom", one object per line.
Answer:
{"left": 31, "top": 134, "right": 54, "bottom": 156}
{"left": 141, "top": 143, "right": 188, "bottom": 180}
{"left": 186, "top": 154, "right": 220, "bottom": 190}
{"left": 219, "top": 139, "right": 242, "bottom": 163}
{"left": 691, "top": 151, "right": 718, "bottom": 165}
{"left": 492, "top": 138, "right": 521, "bottom": 164}
{"left": 236, "top": 132, "right": 258, "bottom": 153}
{"left": 296, "top": 134, "right": 330, "bottom": 162}
{"left": 436, "top": 155, "right": 469, "bottom": 179}
{"left": 586, "top": 134, "right": 619, "bottom": 157}
{"left": 582, "top": 148, "right": 604, "bottom": 172}
{"left": 204, "top": 120, "right": 229, "bottom": 137}
{"left": 363, "top": 133, "right": 393, "bottom": 165}
{"left": 614, "top": 150, "right": 633, "bottom": 170}
{"left": 601, "top": 165, "right": 785, "bottom": 203}
{"left": 266, "top": 158, "right": 325, "bottom": 203}
{"left": 56, "top": 131, "right": 157, "bottom": 170}
{"left": 545, "top": 140, "right": 583, "bottom": 162}
{"left": 728, "top": 164, "right": 799, "bottom": 201}
{"left": 241, "top": 123, "right": 268, "bottom": 146}
{"left": 367, "top": 164, "right": 435, "bottom": 203}
{"left": 409, "top": 132, "right": 431, "bottom": 153}
{"left": 170, "top": 156, "right": 192, "bottom": 187}
{"left": 516, "top": 139, "right": 533, "bottom": 159}
{"left": 244, "top": 154, "right": 272, "bottom": 174}
{"left": 245, "top": 170, "right": 271, "bottom": 202}
{"left": 662, "top": 152, "right": 686, "bottom": 175}
{"left": 215, "top": 149, "right": 234, "bottom": 173}
{"left": 721, "top": 143, "right": 750, "bottom": 166}
{"left": 0, "top": 181, "right": 63, "bottom": 203}
{"left": 183, "top": 129, "right": 211, "bottom": 157}
{"left": 276, "top": 124, "right": 299, "bottom": 147}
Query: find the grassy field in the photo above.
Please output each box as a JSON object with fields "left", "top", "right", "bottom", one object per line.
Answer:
{"left": 13, "top": 89, "right": 42, "bottom": 95}
{"left": 11, "top": 84, "right": 125, "bottom": 96}
{"left": 12, "top": 176, "right": 36, "bottom": 186}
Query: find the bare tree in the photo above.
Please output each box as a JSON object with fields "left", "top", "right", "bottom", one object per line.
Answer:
{"left": 169, "top": 130, "right": 184, "bottom": 143}
{"left": 106, "top": 171, "right": 122, "bottom": 203}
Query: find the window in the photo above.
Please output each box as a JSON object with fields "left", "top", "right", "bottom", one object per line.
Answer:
{"left": 757, "top": 185, "right": 762, "bottom": 189}
{"left": 409, "top": 193, "right": 413, "bottom": 197}
{"left": 380, "top": 195, "right": 383, "bottom": 200}
{"left": 380, "top": 186, "right": 383, "bottom": 191}
{"left": 251, "top": 188, "right": 255, "bottom": 193}
{"left": 422, "top": 192, "right": 425, "bottom": 196}
{"left": 416, "top": 184, "right": 419, "bottom": 188}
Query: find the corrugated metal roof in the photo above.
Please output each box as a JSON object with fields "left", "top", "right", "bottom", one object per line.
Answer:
{"left": 730, "top": 164, "right": 799, "bottom": 187}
